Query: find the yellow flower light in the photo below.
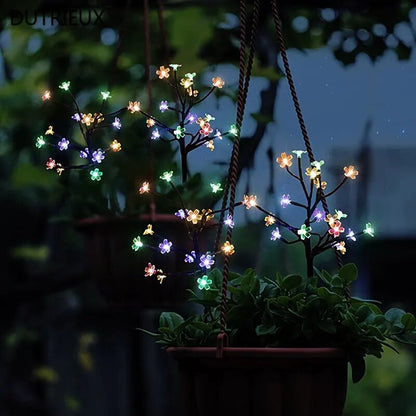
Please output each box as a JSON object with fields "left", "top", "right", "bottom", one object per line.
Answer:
{"left": 45, "top": 125, "right": 54, "bottom": 135}
{"left": 93, "top": 113, "right": 104, "bottom": 124}
{"left": 181, "top": 78, "right": 193, "bottom": 89}
{"left": 143, "top": 224, "right": 154, "bottom": 235}
{"left": 221, "top": 241, "right": 235, "bottom": 256}
{"left": 313, "top": 178, "right": 327, "bottom": 189}
{"left": 242, "top": 194, "right": 257, "bottom": 209}
{"left": 186, "top": 87, "right": 198, "bottom": 97}
{"left": 186, "top": 209, "right": 202, "bottom": 225}
{"left": 264, "top": 216, "right": 276, "bottom": 226}
{"left": 212, "top": 77, "right": 225, "bottom": 88}
{"left": 276, "top": 152, "right": 293, "bottom": 168}
{"left": 344, "top": 165, "right": 358, "bottom": 179}
{"left": 127, "top": 101, "right": 141, "bottom": 113}
{"left": 81, "top": 113, "right": 93, "bottom": 126}
{"left": 324, "top": 214, "right": 338, "bottom": 227}
{"left": 56, "top": 164, "right": 64, "bottom": 176}
{"left": 306, "top": 167, "right": 320, "bottom": 180}
{"left": 110, "top": 140, "right": 122, "bottom": 152}
{"left": 146, "top": 118, "right": 156, "bottom": 128}
{"left": 156, "top": 66, "right": 170, "bottom": 79}
{"left": 42, "top": 90, "right": 51, "bottom": 101}
{"left": 206, "top": 140, "right": 214, "bottom": 151}
{"left": 201, "top": 209, "right": 214, "bottom": 221}
{"left": 157, "top": 273, "right": 167, "bottom": 284}
{"left": 139, "top": 181, "right": 150, "bottom": 194}
{"left": 335, "top": 241, "right": 346, "bottom": 255}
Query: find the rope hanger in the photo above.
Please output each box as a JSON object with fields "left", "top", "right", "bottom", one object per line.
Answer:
{"left": 217, "top": 0, "right": 347, "bottom": 358}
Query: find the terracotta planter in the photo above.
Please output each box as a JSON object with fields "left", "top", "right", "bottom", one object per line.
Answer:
{"left": 168, "top": 347, "right": 348, "bottom": 416}
{"left": 77, "top": 214, "right": 213, "bottom": 307}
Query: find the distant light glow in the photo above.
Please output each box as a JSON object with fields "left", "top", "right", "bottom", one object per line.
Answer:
{"left": 159, "top": 101, "right": 169, "bottom": 112}
{"left": 197, "top": 275, "right": 212, "bottom": 290}
{"left": 139, "top": 181, "right": 150, "bottom": 194}
{"left": 132, "top": 236, "right": 143, "bottom": 251}
{"left": 58, "top": 138, "right": 69, "bottom": 150}
{"left": 159, "top": 239, "right": 172, "bottom": 254}
{"left": 199, "top": 253, "right": 215, "bottom": 269}
{"left": 297, "top": 224, "right": 312, "bottom": 240}
{"left": 42, "top": 90, "right": 51, "bottom": 101}
{"left": 280, "top": 194, "right": 291, "bottom": 208}
{"left": 363, "top": 222, "right": 375, "bottom": 237}
{"left": 90, "top": 168, "right": 103, "bottom": 181}
{"left": 160, "top": 171, "right": 173, "bottom": 182}
{"left": 271, "top": 227, "right": 281, "bottom": 241}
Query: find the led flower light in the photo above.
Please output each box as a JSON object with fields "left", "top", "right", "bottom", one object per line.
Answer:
{"left": 210, "top": 183, "right": 223, "bottom": 193}
{"left": 297, "top": 224, "right": 312, "bottom": 240}
{"left": 311, "top": 160, "right": 325, "bottom": 169}
{"left": 112, "top": 117, "right": 121, "bottom": 129}
{"left": 157, "top": 274, "right": 167, "bottom": 284}
{"left": 46, "top": 158, "right": 56, "bottom": 170}
{"left": 224, "top": 215, "right": 234, "bottom": 228}
{"left": 180, "top": 78, "right": 193, "bottom": 89}
{"left": 214, "top": 130, "right": 222, "bottom": 140}
{"left": 175, "top": 209, "right": 186, "bottom": 219}
{"left": 174, "top": 126, "right": 186, "bottom": 139}
{"left": 346, "top": 228, "right": 356, "bottom": 241}
{"left": 271, "top": 227, "right": 281, "bottom": 241}
{"left": 312, "top": 208, "right": 325, "bottom": 222}
{"left": 160, "top": 171, "right": 173, "bottom": 182}
{"left": 264, "top": 216, "right": 276, "bottom": 226}
{"left": 72, "top": 113, "right": 81, "bottom": 122}
{"left": 344, "top": 165, "right": 358, "bottom": 179}
{"left": 90, "top": 168, "right": 103, "bottom": 181}
{"left": 313, "top": 178, "right": 327, "bottom": 190}
{"left": 82, "top": 113, "right": 93, "bottom": 126}
{"left": 328, "top": 220, "right": 345, "bottom": 238}
{"left": 42, "top": 90, "right": 51, "bottom": 101}
{"left": 144, "top": 263, "right": 156, "bottom": 277}
{"left": 186, "top": 113, "right": 197, "bottom": 124}
{"left": 132, "top": 236, "right": 144, "bottom": 251}
{"left": 197, "top": 275, "right": 212, "bottom": 290}
{"left": 242, "top": 194, "right": 257, "bottom": 209}
{"left": 143, "top": 224, "right": 154, "bottom": 235}
{"left": 146, "top": 118, "right": 156, "bottom": 128}
{"left": 212, "top": 77, "right": 225, "bottom": 88}
{"left": 229, "top": 124, "right": 238, "bottom": 136}
{"left": 127, "top": 101, "right": 141, "bottom": 113}
{"left": 35, "top": 136, "right": 46, "bottom": 148}
{"left": 276, "top": 152, "right": 293, "bottom": 168}
{"left": 306, "top": 166, "right": 320, "bottom": 180}
{"left": 101, "top": 91, "right": 111, "bottom": 100}
{"left": 159, "top": 239, "right": 172, "bottom": 254}
{"left": 199, "top": 253, "right": 215, "bottom": 269}
{"left": 186, "top": 209, "right": 202, "bottom": 225}
{"left": 221, "top": 241, "right": 235, "bottom": 256}
{"left": 45, "top": 125, "right": 54, "bottom": 135}
{"left": 334, "top": 241, "right": 346, "bottom": 255}
{"left": 184, "top": 252, "right": 196, "bottom": 263}
{"left": 139, "top": 182, "right": 150, "bottom": 194}
{"left": 59, "top": 81, "right": 70, "bottom": 91}
{"left": 110, "top": 140, "right": 122, "bottom": 152}
{"left": 184, "top": 72, "right": 196, "bottom": 81}
{"left": 363, "top": 223, "right": 375, "bottom": 237}
{"left": 56, "top": 164, "right": 64, "bottom": 176}
{"left": 169, "top": 64, "right": 181, "bottom": 71}
{"left": 151, "top": 129, "right": 160, "bottom": 140}
{"left": 58, "top": 138, "right": 69, "bottom": 151}
{"left": 201, "top": 209, "right": 214, "bottom": 221}
{"left": 80, "top": 148, "right": 89, "bottom": 159}
{"left": 325, "top": 214, "right": 338, "bottom": 227}
{"left": 200, "top": 123, "right": 213, "bottom": 137}
{"left": 335, "top": 209, "right": 348, "bottom": 219}
{"left": 280, "top": 194, "right": 291, "bottom": 208}
{"left": 206, "top": 140, "right": 214, "bottom": 151}
{"left": 159, "top": 101, "right": 169, "bottom": 112}
{"left": 187, "top": 87, "right": 198, "bottom": 97}
{"left": 156, "top": 66, "right": 170, "bottom": 79}
{"left": 91, "top": 149, "right": 105, "bottom": 164}
{"left": 292, "top": 150, "right": 306, "bottom": 158}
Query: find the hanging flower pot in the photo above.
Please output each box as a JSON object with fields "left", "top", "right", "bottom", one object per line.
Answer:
{"left": 168, "top": 347, "right": 347, "bottom": 416}
{"left": 77, "top": 213, "right": 214, "bottom": 307}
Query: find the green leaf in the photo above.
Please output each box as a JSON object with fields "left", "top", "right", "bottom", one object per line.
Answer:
{"left": 350, "top": 356, "right": 366, "bottom": 383}
{"left": 385, "top": 308, "right": 406, "bottom": 328}
{"left": 159, "top": 312, "right": 185, "bottom": 331}
{"left": 338, "top": 263, "right": 358, "bottom": 285}
{"left": 255, "top": 324, "right": 277, "bottom": 336}
{"left": 281, "top": 274, "right": 303, "bottom": 291}
{"left": 401, "top": 313, "right": 416, "bottom": 331}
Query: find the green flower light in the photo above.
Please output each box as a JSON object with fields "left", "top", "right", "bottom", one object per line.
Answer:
{"left": 197, "top": 275, "right": 212, "bottom": 290}
{"left": 205, "top": 113, "right": 215, "bottom": 122}
{"left": 311, "top": 160, "right": 325, "bottom": 169}
{"left": 90, "top": 168, "right": 103, "bottom": 181}
{"left": 173, "top": 126, "right": 186, "bottom": 139}
{"left": 210, "top": 183, "right": 223, "bottom": 193}
{"left": 132, "top": 236, "right": 144, "bottom": 251}
{"left": 292, "top": 150, "right": 306, "bottom": 158}
{"left": 335, "top": 209, "right": 348, "bottom": 219}
{"left": 169, "top": 64, "right": 182, "bottom": 71}
{"left": 229, "top": 124, "right": 238, "bottom": 136}
{"left": 35, "top": 136, "right": 46, "bottom": 149}
{"left": 59, "top": 81, "right": 71, "bottom": 91}
{"left": 297, "top": 224, "right": 312, "bottom": 240}
{"left": 101, "top": 91, "right": 111, "bottom": 100}
{"left": 363, "top": 222, "right": 375, "bottom": 237}
{"left": 184, "top": 72, "right": 196, "bottom": 81}
{"left": 160, "top": 171, "right": 173, "bottom": 182}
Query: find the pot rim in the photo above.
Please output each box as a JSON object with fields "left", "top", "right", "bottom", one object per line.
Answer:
{"left": 167, "top": 346, "right": 347, "bottom": 359}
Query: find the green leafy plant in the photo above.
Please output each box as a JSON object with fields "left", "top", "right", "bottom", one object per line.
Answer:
{"left": 142, "top": 264, "right": 416, "bottom": 382}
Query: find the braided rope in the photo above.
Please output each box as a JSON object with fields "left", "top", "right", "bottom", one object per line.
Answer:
{"left": 217, "top": 0, "right": 260, "bottom": 357}
{"left": 270, "top": 0, "right": 345, "bottom": 274}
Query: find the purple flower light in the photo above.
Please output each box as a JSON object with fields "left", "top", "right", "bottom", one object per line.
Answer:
{"left": 312, "top": 208, "right": 325, "bottom": 222}
{"left": 224, "top": 214, "right": 234, "bottom": 228}
{"left": 186, "top": 113, "right": 197, "bottom": 124}
{"left": 72, "top": 113, "right": 81, "bottom": 122}
{"left": 175, "top": 209, "right": 186, "bottom": 219}
{"left": 214, "top": 129, "right": 222, "bottom": 140}
{"left": 159, "top": 239, "right": 172, "bottom": 254}
{"left": 346, "top": 228, "right": 356, "bottom": 241}
{"left": 159, "top": 101, "right": 168, "bottom": 113}
{"left": 80, "top": 148, "right": 89, "bottom": 159}
{"left": 280, "top": 194, "right": 291, "bottom": 208}
{"left": 270, "top": 227, "right": 281, "bottom": 241}
{"left": 199, "top": 253, "right": 215, "bottom": 269}
{"left": 184, "top": 251, "right": 196, "bottom": 263}
{"left": 151, "top": 128, "right": 160, "bottom": 140}
{"left": 92, "top": 149, "right": 105, "bottom": 163}
{"left": 58, "top": 138, "right": 69, "bottom": 151}
{"left": 112, "top": 117, "right": 121, "bottom": 130}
